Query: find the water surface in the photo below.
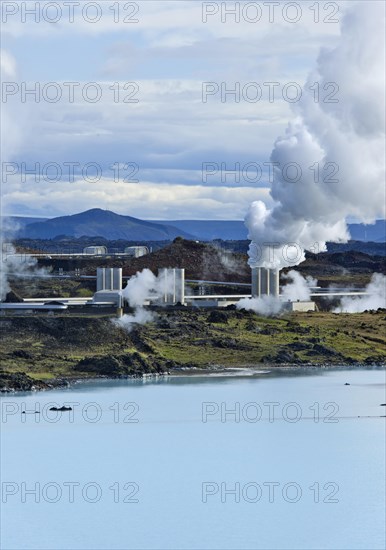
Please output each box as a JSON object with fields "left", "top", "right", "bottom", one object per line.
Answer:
{"left": 1, "top": 368, "right": 385, "bottom": 550}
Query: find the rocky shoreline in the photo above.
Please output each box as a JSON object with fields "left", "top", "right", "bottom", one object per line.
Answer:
{"left": 1, "top": 362, "right": 385, "bottom": 393}
{"left": 1, "top": 310, "right": 385, "bottom": 392}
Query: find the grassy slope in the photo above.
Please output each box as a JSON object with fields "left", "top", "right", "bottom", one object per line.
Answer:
{"left": 0, "top": 310, "right": 385, "bottom": 385}
{"left": 145, "top": 310, "right": 386, "bottom": 365}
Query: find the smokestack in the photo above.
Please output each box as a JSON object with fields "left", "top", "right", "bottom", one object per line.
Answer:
{"left": 251, "top": 267, "right": 261, "bottom": 298}
{"left": 269, "top": 269, "right": 279, "bottom": 297}
{"left": 260, "top": 268, "right": 270, "bottom": 295}
{"left": 158, "top": 268, "right": 185, "bottom": 305}
{"left": 175, "top": 268, "right": 185, "bottom": 304}
{"left": 252, "top": 267, "right": 280, "bottom": 297}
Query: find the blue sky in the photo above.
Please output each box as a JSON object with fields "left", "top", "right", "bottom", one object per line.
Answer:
{"left": 1, "top": 1, "right": 348, "bottom": 219}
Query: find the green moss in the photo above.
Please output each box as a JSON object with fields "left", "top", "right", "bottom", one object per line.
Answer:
{"left": 0, "top": 310, "right": 385, "bottom": 381}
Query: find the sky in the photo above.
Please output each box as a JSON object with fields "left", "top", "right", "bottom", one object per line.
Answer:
{"left": 0, "top": 1, "right": 382, "bottom": 221}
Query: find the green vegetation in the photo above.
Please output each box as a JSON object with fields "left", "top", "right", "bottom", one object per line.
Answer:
{"left": 0, "top": 309, "right": 385, "bottom": 391}
{"left": 145, "top": 310, "right": 386, "bottom": 366}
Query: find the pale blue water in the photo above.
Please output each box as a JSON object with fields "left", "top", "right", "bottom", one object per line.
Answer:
{"left": 1, "top": 367, "right": 385, "bottom": 550}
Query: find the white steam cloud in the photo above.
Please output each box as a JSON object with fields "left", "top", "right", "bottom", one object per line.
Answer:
{"left": 334, "top": 273, "right": 386, "bottom": 313}
{"left": 246, "top": 2, "right": 385, "bottom": 270}
{"left": 237, "top": 271, "right": 317, "bottom": 316}
{"left": 122, "top": 269, "right": 159, "bottom": 308}
{"left": 236, "top": 295, "right": 283, "bottom": 316}
{"left": 113, "top": 308, "right": 155, "bottom": 332}
{"left": 114, "top": 269, "right": 176, "bottom": 332}
{"left": 0, "top": 220, "right": 49, "bottom": 301}
{"left": 281, "top": 270, "right": 317, "bottom": 302}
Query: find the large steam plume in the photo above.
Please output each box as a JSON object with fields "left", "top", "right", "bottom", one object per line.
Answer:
{"left": 246, "top": 2, "right": 385, "bottom": 270}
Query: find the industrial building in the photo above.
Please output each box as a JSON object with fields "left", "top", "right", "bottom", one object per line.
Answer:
{"left": 83, "top": 246, "right": 108, "bottom": 255}
{"left": 282, "top": 301, "right": 316, "bottom": 312}
{"left": 1, "top": 261, "right": 370, "bottom": 315}
{"left": 93, "top": 268, "right": 123, "bottom": 308}
{"left": 124, "top": 246, "right": 149, "bottom": 258}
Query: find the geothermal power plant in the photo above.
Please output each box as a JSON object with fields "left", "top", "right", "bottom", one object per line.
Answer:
{"left": 88, "top": 266, "right": 364, "bottom": 313}
{"left": 0, "top": 259, "right": 371, "bottom": 314}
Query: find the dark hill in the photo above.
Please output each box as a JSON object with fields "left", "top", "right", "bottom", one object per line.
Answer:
{"left": 122, "top": 238, "right": 250, "bottom": 282}
{"left": 20, "top": 209, "right": 194, "bottom": 241}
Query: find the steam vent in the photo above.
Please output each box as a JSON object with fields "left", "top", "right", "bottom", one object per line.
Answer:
{"left": 251, "top": 267, "right": 280, "bottom": 298}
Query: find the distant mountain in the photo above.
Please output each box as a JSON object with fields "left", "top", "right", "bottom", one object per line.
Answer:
{"left": 8, "top": 210, "right": 386, "bottom": 243}
{"left": 18, "top": 209, "right": 194, "bottom": 241}
{"left": 154, "top": 220, "right": 248, "bottom": 240}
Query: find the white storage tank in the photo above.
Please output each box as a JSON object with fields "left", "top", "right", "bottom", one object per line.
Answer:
{"left": 83, "top": 246, "right": 107, "bottom": 255}
{"left": 124, "top": 246, "right": 149, "bottom": 258}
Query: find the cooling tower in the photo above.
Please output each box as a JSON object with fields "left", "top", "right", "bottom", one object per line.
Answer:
{"left": 251, "top": 268, "right": 279, "bottom": 297}
{"left": 260, "top": 268, "right": 270, "bottom": 295}
{"left": 251, "top": 267, "right": 261, "bottom": 298}
{"left": 269, "top": 269, "right": 279, "bottom": 297}
{"left": 174, "top": 268, "right": 185, "bottom": 304}
{"left": 158, "top": 268, "right": 185, "bottom": 305}
{"left": 96, "top": 268, "right": 122, "bottom": 291}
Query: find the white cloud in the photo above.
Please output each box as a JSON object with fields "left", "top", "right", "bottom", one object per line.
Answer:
{"left": 1, "top": 1, "right": 359, "bottom": 220}
{"left": 3, "top": 176, "right": 272, "bottom": 219}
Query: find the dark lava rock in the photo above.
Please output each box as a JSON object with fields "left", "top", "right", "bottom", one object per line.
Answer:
{"left": 207, "top": 311, "right": 228, "bottom": 324}
{"left": 260, "top": 326, "right": 281, "bottom": 336}
{"left": 311, "top": 344, "right": 342, "bottom": 357}
{"left": 129, "top": 329, "right": 155, "bottom": 353}
{"left": 276, "top": 350, "right": 296, "bottom": 362}
{"left": 287, "top": 342, "right": 313, "bottom": 351}
{"left": 74, "top": 356, "right": 124, "bottom": 376}
{"left": 245, "top": 319, "right": 258, "bottom": 331}
{"left": 364, "top": 355, "right": 386, "bottom": 364}
{"left": 157, "top": 318, "right": 173, "bottom": 329}
{"left": 12, "top": 350, "right": 34, "bottom": 360}
{"left": 74, "top": 353, "right": 166, "bottom": 377}
{"left": 4, "top": 290, "right": 23, "bottom": 303}
{"left": 286, "top": 322, "right": 311, "bottom": 334}
{"left": 0, "top": 371, "right": 50, "bottom": 392}
{"left": 262, "top": 349, "right": 304, "bottom": 364}
{"left": 212, "top": 338, "right": 251, "bottom": 350}
{"left": 307, "top": 337, "right": 321, "bottom": 344}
